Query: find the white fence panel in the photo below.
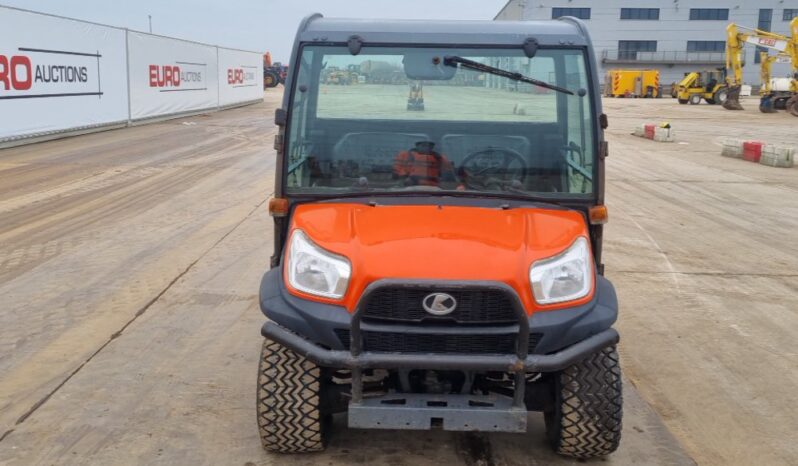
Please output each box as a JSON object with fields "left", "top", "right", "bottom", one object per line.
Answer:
{"left": 218, "top": 48, "right": 263, "bottom": 106}
{"left": 127, "top": 31, "right": 219, "bottom": 120}
{"left": 0, "top": 7, "right": 128, "bottom": 140}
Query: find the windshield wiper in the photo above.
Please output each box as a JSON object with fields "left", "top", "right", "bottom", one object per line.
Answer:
{"left": 443, "top": 56, "right": 574, "bottom": 96}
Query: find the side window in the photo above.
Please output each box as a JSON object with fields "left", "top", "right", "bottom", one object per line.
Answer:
{"left": 563, "top": 53, "right": 593, "bottom": 194}
{"left": 287, "top": 50, "right": 314, "bottom": 188}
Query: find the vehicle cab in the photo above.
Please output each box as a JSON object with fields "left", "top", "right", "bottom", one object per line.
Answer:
{"left": 257, "top": 14, "right": 621, "bottom": 459}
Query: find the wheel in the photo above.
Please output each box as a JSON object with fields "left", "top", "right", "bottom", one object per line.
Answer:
{"left": 787, "top": 97, "right": 798, "bottom": 117}
{"left": 264, "top": 71, "right": 279, "bottom": 89}
{"left": 705, "top": 98, "right": 717, "bottom": 105}
{"left": 256, "top": 339, "right": 328, "bottom": 453}
{"left": 689, "top": 94, "right": 702, "bottom": 105}
{"left": 677, "top": 98, "right": 688, "bottom": 105}
{"left": 759, "top": 96, "right": 776, "bottom": 113}
{"left": 544, "top": 345, "right": 623, "bottom": 459}
{"left": 714, "top": 88, "right": 728, "bottom": 105}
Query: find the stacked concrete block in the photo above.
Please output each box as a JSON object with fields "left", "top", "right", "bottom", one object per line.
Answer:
{"left": 719, "top": 139, "right": 795, "bottom": 168}
{"left": 633, "top": 123, "right": 674, "bottom": 142}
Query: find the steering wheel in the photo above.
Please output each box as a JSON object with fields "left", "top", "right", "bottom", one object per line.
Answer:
{"left": 459, "top": 147, "right": 527, "bottom": 191}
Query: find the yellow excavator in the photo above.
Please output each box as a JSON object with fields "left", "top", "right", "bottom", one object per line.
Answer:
{"left": 759, "top": 51, "right": 795, "bottom": 113}
{"left": 723, "top": 17, "right": 798, "bottom": 115}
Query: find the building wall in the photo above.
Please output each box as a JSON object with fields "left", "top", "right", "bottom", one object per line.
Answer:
{"left": 495, "top": 0, "right": 796, "bottom": 86}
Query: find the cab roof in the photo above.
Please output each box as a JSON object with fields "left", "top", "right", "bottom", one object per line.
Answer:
{"left": 296, "top": 14, "right": 591, "bottom": 48}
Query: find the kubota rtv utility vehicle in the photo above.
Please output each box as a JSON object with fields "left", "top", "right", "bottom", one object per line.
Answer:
{"left": 258, "top": 14, "right": 621, "bottom": 459}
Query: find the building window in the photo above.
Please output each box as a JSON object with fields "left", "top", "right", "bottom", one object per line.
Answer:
{"left": 687, "top": 41, "right": 726, "bottom": 52}
{"left": 618, "top": 40, "right": 657, "bottom": 60}
{"left": 689, "top": 9, "right": 729, "bottom": 20}
{"left": 784, "top": 9, "right": 798, "bottom": 21}
{"left": 552, "top": 7, "right": 591, "bottom": 19}
{"left": 620, "top": 8, "right": 660, "bottom": 20}
{"left": 755, "top": 9, "right": 773, "bottom": 63}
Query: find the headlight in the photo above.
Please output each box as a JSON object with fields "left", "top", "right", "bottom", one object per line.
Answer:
{"left": 287, "top": 229, "right": 351, "bottom": 299}
{"left": 529, "top": 237, "right": 592, "bottom": 305}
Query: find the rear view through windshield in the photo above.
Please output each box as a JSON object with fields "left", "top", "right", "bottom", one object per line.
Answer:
{"left": 285, "top": 46, "right": 596, "bottom": 198}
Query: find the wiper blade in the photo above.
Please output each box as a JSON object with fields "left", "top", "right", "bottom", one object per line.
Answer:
{"left": 443, "top": 56, "right": 575, "bottom": 96}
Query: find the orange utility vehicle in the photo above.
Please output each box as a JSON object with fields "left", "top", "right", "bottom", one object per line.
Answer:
{"left": 258, "top": 14, "right": 620, "bottom": 459}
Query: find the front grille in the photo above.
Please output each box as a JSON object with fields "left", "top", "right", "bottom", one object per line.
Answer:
{"left": 335, "top": 329, "right": 542, "bottom": 355}
{"left": 362, "top": 288, "right": 517, "bottom": 325}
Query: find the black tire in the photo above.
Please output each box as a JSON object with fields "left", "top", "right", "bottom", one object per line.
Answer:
{"left": 544, "top": 345, "right": 623, "bottom": 459}
{"left": 677, "top": 98, "right": 688, "bottom": 105}
{"left": 264, "top": 71, "right": 279, "bottom": 89}
{"left": 689, "top": 94, "right": 702, "bottom": 105}
{"left": 705, "top": 98, "right": 717, "bottom": 105}
{"left": 785, "top": 96, "right": 798, "bottom": 117}
{"left": 256, "top": 339, "right": 328, "bottom": 453}
{"left": 714, "top": 88, "right": 728, "bottom": 105}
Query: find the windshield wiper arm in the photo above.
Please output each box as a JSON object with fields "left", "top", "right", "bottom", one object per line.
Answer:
{"left": 443, "top": 56, "right": 574, "bottom": 96}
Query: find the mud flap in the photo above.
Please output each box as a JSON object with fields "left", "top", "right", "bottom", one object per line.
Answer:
{"left": 722, "top": 85, "right": 744, "bottom": 111}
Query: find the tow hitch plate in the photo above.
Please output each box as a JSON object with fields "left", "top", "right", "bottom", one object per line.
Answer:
{"left": 348, "top": 393, "right": 527, "bottom": 432}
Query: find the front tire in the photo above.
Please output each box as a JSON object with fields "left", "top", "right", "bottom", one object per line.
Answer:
{"left": 544, "top": 345, "right": 623, "bottom": 459}
{"left": 257, "top": 339, "right": 328, "bottom": 453}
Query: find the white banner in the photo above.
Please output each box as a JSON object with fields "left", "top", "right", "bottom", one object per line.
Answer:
{"left": 127, "top": 31, "right": 218, "bottom": 119}
{"left": 0, "top": 7, "right": 128, "bottom": 139}
{"left": 218, "top": 48, "right": 263, "bottom": 106}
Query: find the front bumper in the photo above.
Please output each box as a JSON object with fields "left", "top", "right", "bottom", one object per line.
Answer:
{"left": 262, "top": 320, "right": 618, "bottom": 373}
{"left": 259, "top": 268, "right": 619, "bottom": 373}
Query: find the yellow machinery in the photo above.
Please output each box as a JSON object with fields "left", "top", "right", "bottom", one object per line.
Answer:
{"left": 674, "top": 70, "right": 728, "bottom": 105}
{"left": 723, "top": 17, "right": 798, "bottom": 115}
{"left": 758, "top": 52, "right": 795, "bottom": 113}
{"left": 324, "top": 69, "right": 359, "bottom": 85}
{"left": 604, "top": 69, "right": 660, "bottom": 98}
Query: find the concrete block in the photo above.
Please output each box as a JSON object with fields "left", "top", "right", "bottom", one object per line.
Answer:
{"left": 644, "top": 124, "right": 656, "bottom": 139}
{"left": 653, "top": 126, "right": 675, "bottom": 142}
{"left": 760, "top": 145, "right": 795, "bottom": 168}
{"left": 743, "top": 141, "right": 764, "bottom": 163}
{"left": 721, "top": 138, "right": 743, "bottom": 158}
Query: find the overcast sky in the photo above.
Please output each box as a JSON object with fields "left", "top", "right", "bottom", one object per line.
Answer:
{"left": 1, "top": 0, "right": 508, "bottom": 62}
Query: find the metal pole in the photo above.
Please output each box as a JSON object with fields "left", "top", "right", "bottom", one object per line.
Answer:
{"left": 125, "top": 29, "right": 132, "bottom": 126}
{"left": 148, "top": 15, "right": 152, "bottom": 33}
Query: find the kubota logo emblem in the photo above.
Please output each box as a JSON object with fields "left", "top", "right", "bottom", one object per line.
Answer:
{"left": 422, "top": 293, "right": 457, "bottom": 316}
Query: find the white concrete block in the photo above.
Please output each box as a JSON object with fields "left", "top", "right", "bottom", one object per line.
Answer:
{"left": 760, "top": 145, "right": 795, "bottom": 168}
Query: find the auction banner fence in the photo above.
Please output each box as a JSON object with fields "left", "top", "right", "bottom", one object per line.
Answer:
{"left": 218, "top": 47, "right": 264, "bottom": 107}
{"left": 0, "top": 6, "right": 264, "bottom": 144}
{"left": 0, "top": 7, "right": 129, "bottom": 140}
{"left": 127, "top": 31, "right": 219, "bottom": 119}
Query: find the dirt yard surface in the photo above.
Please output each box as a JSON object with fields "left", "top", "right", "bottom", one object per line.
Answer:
{"left": 0, "top": 90, "right": 794, "bottom": 465}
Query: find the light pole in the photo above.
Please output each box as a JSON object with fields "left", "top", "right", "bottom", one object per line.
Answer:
{"left": 148, "top": 15, "right": 152, "bottom": 33}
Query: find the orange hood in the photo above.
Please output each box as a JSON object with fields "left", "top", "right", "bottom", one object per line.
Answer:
{"left": 286, "top": 202, "right": 594, "bottom": 314}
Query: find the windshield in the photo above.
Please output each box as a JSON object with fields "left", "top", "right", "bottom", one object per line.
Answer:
{"left": 284, "top": 45, "right": 596, "bottom": 199}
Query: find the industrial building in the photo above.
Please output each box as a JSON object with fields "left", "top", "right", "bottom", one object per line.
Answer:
{"left": 495, "top": 1, "right": 797, "bottom": 87}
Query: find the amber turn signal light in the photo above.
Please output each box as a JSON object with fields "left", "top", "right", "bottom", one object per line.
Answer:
{"left": 268, "top": 197, "right": 289, "bottom": 217}
{"left": 589, "top": 205, "right": 608, "bottom": 225}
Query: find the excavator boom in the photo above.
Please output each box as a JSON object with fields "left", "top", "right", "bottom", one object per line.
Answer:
{"left": 723, "top": 17, "right": 798, "bottom": 114}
